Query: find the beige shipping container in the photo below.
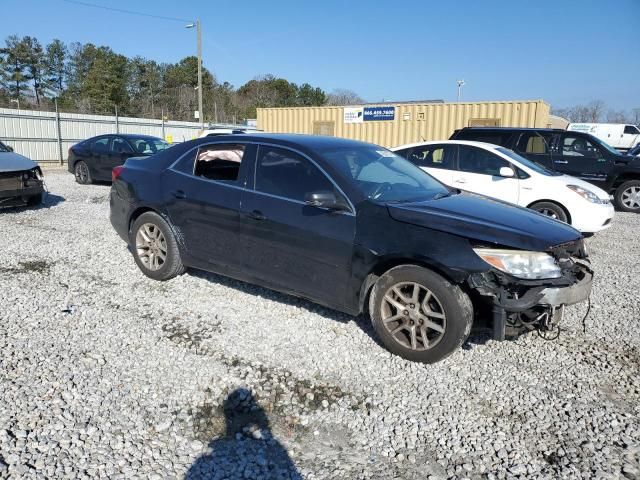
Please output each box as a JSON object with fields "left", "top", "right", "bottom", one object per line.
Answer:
{"left": 257, "top": 100, "right": 550, "bottom": 148}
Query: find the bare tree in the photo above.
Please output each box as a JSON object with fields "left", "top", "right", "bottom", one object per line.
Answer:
{"left": 326, "top": 88, "right": 364, "bottom": 106}
{"left": 606, "top": 109, "right": 631, "bottom": 123}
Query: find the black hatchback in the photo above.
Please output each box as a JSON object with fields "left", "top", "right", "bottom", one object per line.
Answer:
{"left": 68, "top": 134, "right": 170, "bottom": 184}
{"left": 110, "top": 134, "right": 593, "bottom": 363}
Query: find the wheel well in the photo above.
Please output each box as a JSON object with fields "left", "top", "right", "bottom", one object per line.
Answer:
{"left": 358, "top": 258, "right": 462, "bottom": 314}
{"left": 613, "top": 174, "right": 640, "bottom": 189}
{"left": 128, "top": 207, "right": 155, "bottom": 234}
{"left": 526, "top": 199, "right": 571, "bottom": 225}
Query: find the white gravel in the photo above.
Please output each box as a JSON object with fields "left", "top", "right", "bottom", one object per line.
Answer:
{"left": 0, "top": 171, "right": 638, "bottom": 479}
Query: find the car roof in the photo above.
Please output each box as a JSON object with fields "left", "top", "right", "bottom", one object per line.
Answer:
{"left": 391, "top": 139, "right": 502, "bottom": 150}
{"left": 84, "top": 134, "right": 163, "bottom": 140}
{"left": 459, "top": 127, "right": 565, "bottom": 133}
{"left": 193, "top": 133, "right": 376, "bottom": 151}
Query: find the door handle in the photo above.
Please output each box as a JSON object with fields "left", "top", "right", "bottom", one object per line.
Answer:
{"left": 247, "top": 210, "right": 266, "bottom": 221}
{"left": 454, "top": 179, "right": 467, "bottom": 184}
{"left": 554, "top": 160, "right": 568, "bottom": 164}
{"left": 172, "top": 190, "right": 186, "bottom": 199}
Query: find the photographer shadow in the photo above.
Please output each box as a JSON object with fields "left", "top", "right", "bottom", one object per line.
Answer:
{"left": 185, "top": 388, "right": 302, "bottom": 480}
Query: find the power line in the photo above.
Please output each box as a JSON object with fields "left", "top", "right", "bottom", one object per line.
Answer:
{"left": 60, "top": 0, "right": 192, "bottom": 23}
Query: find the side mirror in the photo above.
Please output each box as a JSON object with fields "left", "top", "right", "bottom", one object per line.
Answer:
{"left": 304, "top": 191, "right": 349, "bottom": 211}
{"left": 499, "top": 166, "right": 515, "bottom": 178}
{"left": 7, "top": 145, "right": 13, "bottom": 152}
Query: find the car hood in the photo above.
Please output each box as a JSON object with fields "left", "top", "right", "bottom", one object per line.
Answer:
{"left": 387, "top": 192, "right": 582, "bottom": 251}
{"left": 0, "top": 152, "right": 38, "bottom": 172}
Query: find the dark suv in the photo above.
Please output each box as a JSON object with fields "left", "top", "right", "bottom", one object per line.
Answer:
{"left": 450, "top": 127, "right": 640, "bottom": 212}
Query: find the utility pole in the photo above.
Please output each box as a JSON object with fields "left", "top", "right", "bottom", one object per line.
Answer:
{"left": 456, "top": 80, "right": 465, "bottom": 102}
{"left": 187, "top": 20, "right": 204, "bottom": 129}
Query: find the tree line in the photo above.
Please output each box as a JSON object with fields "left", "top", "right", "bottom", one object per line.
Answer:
{"left": 552, "top": 100, "right": 640, "bottom": 125}
{"left": 0, "top": 35, "right": 364, "bottom": 123}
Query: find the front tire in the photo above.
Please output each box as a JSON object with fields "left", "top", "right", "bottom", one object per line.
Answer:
{"left": 369, "top": 265, "right": 473, "bottom": 363}
{"left": 74, "top": 161, "right": 92, "bottom": 185}
{"left": 130, "top": 212, "right": 185, "bottom": 281}
{"left": 614, "top": 180, "right": 640, "bottom": 212}
{"left": 530, "top": 201, "right": 568, "bottom": 223}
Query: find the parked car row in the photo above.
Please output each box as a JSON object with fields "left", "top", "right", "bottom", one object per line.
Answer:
{"left": 2, "top": 127, "right": 621, "bottom": 364}
{"left": 391, "top": 140, "right": 614, "bottom": 233}
{"left": 450, "top": 127, "right": 640, "bottom": 213}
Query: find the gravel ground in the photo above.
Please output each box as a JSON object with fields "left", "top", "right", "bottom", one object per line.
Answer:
{"left": 0, "top": 171, "right": 639, "bottom": 480}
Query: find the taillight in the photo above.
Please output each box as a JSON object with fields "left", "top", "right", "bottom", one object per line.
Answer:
{"left": 112, "top": 166, "right": 124, "bottom": 182}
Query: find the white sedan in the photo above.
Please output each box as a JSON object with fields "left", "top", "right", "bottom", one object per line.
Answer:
{"left": 391, "top": 140, "right": 614, "bottom": 234}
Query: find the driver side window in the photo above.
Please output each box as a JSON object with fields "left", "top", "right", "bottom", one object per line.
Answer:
{"left": 254, "top": 146, "right": 335, "bottom": 203}
{"left": 561, "top": 135, "right": 603, "bottom": 159}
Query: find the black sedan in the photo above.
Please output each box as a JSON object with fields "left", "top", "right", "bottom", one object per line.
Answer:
{"left": 68, "top": 134, "right": 169, "bottom": 184}
{"left": 0, "top": 141, "right": 44, "bottom": 207}
{"left": 110, "top": 134, "right": 593, "bottom": 363}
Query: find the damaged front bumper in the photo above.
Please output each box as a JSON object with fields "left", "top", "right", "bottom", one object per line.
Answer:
{"left": 0, "top": 168, "right": 44, "bottom": 206}
{"left": 467, "top": 260, "right": 593, "bottom": 340}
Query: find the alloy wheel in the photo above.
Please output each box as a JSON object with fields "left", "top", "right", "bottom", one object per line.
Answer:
{"left": 538, "top": 208, "right": 558, "bottom": 219}
{"left": 621, "top": 186, "right": 640, "bottom": 209}
{"left": 380, "top": 282, "right": 447, "bottom": 351}
{"left": 135, "top": 223, "right": 168, "bottom": 271}
{"left": 75, "top": 163, "right": 89, "bottom": 183}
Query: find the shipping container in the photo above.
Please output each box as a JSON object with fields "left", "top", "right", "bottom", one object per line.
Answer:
{"left": 257, "top": 100, "right": 551, "bottom": 148}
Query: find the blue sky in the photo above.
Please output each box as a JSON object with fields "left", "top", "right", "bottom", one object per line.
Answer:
{"left": 5, "top": 0, "right": 639, "bottom": 110}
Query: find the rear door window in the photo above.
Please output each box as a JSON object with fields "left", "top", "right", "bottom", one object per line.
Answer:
{"left": 92, "top": 137, "right": 110, "bottom": 154}
{"left": 254, "top": 146, "right": 334, "bottom": 202}
{"left": 458, "top": 145, "right": 510, "bottom": 175}
{"left": 193, "top": 144, "right": 246, "bottom": 182}
{"left": 624, "top": 125, "right": 640, "bottom": 135}
{"left": 402, "top": 144, "right": 456, "bottom": 170}
{"left": 515, "top": 132, "right": 553, "bottom": 154}
{"left": 110, "top": 137, "right": 133, "bottom": 154}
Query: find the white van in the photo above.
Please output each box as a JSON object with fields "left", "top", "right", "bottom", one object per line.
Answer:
{"left": 567, "top": 123, "right": 640, "bottom": 151}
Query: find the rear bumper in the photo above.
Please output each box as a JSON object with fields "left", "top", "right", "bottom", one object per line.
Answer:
{"left": 109, "top": 188, "right": 133, "bottom": 243}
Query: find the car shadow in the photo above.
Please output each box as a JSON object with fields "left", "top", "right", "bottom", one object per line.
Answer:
{"left": 0, "top": 192, "right": 65, "bottom": 212}
{"left": 185, "top": 388, "right": 302, "bottom": 480}
{"left": 188, "top": 269, "right": 383, "bottom": 348}
{"left": 188, "top": 269, "right": 502, "bottom": 354}
{"left": 41, "top": 192, "right": 65, "bottom": 208}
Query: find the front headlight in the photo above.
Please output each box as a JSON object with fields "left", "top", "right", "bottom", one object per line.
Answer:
{"left": 473, "top": 248, "right": 562, "bottom": 279}
{"left": 567, "top": 185, "right": 607, "bottom": 204}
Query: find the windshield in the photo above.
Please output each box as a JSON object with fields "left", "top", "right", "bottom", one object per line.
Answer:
{"left": 0, "top": 141, "right": 10, "bottom": 153}
{"left": 321, "top": 146, "right": 450, "bottom": 202}
{"left": 496, "top": 147, "right": 562, "bottom": 176}
{"left": 129, "top": 137, "right": 170, "bottom": 155}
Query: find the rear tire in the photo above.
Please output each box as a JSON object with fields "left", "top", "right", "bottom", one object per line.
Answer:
{"left": 530, "top": 201, "right": 568, "bottom": 223}
{"left": 74, "top": 161, "right": 92, "bottom": 184}
{"left": 130, "top": 212, "right": 185, "bottom": 281}
{"left": 369, "top": 265, "right": 473, "bottom": 364}
{"left": 614, "top": 180, "right": 640, "bottom": 212}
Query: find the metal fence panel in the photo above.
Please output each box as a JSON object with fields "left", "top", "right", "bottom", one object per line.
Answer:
{"left": 0, "top": 107, "right": 203, "bottom": 163}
